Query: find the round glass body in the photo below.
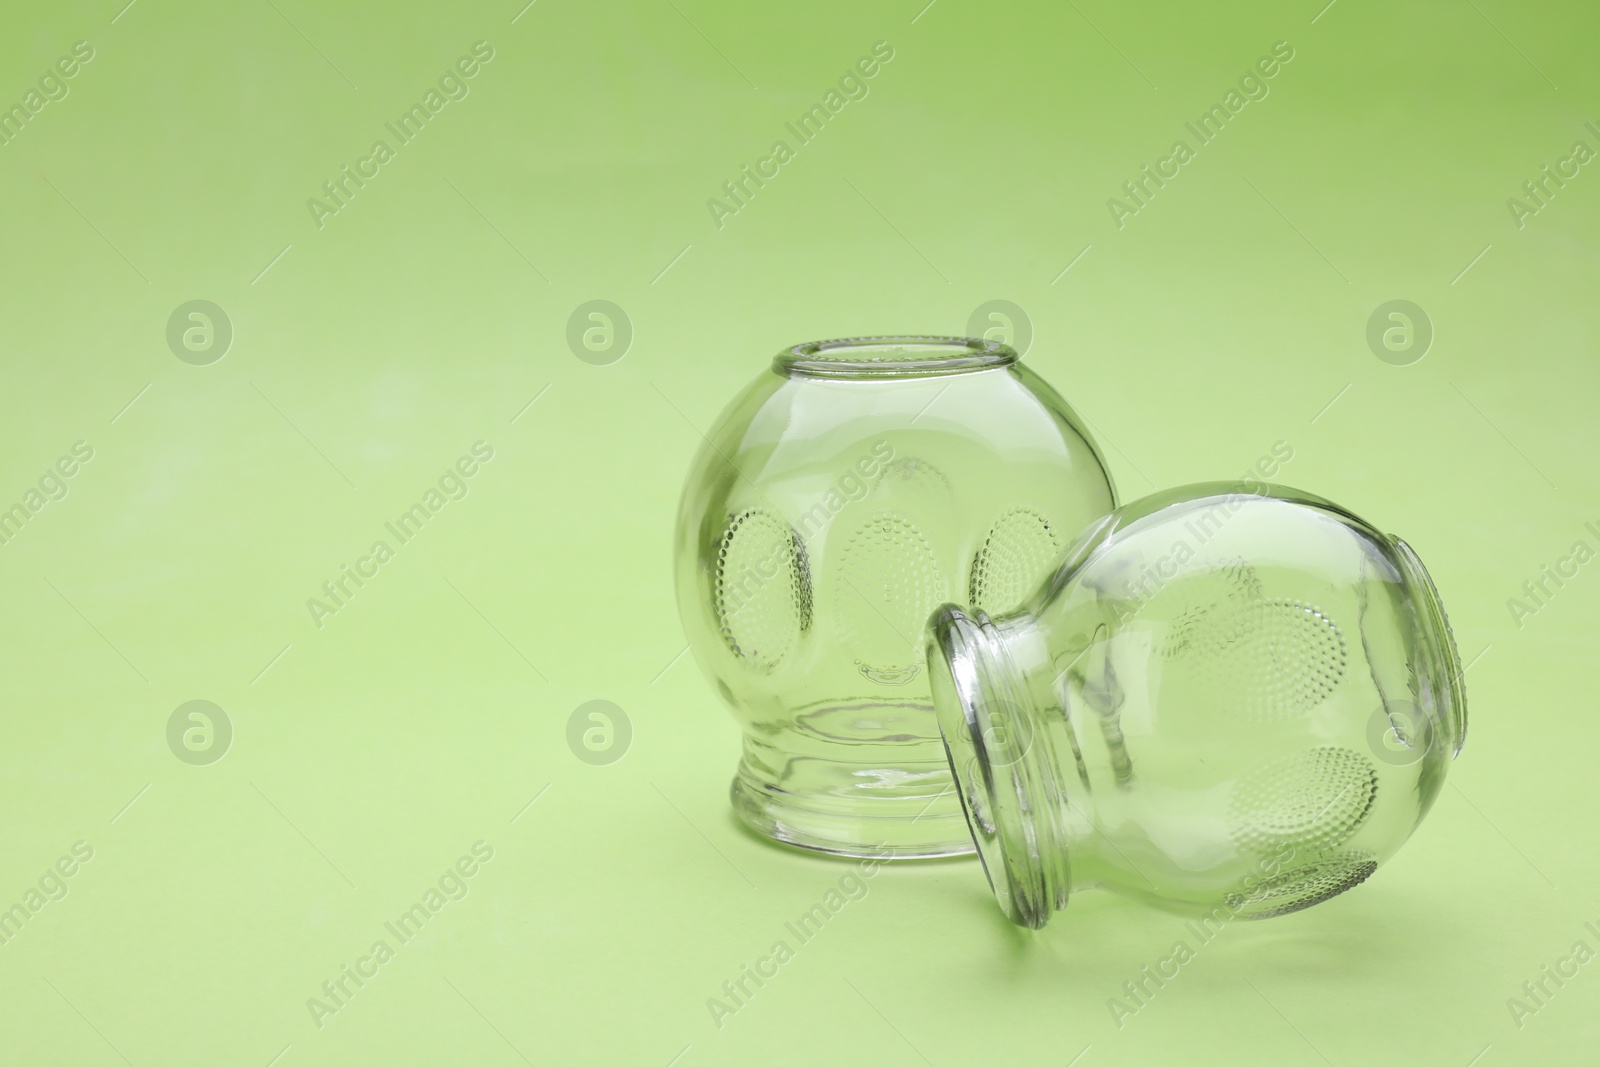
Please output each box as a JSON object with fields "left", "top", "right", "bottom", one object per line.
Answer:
{"left": 674, "top": 337, "right": 1117, "bottom": 858}
{"left": 929, "top": 483, "right": 1467, "bottom": 925}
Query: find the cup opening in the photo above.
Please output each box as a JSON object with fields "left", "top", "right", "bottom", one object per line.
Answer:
{"left": 927, "top": 605, "right": 1072, "bottom": 929}
{"left": 776, "top": 335, "right": 1017, "bottom": 380}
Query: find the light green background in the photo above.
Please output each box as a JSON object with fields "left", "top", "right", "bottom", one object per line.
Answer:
{"left": 1, "top": 0, "right": 1596, "bottom": 1063}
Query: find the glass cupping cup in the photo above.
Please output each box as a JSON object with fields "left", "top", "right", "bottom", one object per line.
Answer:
{"left": 674, "top": 336, "right": 1118, "bottom": 858}
{"left": 929, "top": 482, "right": 1466, "bottom": 925}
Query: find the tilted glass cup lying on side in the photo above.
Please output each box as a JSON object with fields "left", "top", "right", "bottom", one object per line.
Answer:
{"left": 674, "top": 336, "right": 1117, "bottom": 858}
{"left": 928, "top": 482, "right": 1467, "bottom": 927}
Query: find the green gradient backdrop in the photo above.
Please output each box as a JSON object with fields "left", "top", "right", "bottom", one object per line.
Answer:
{"left": 1, "top": 0, "right": 1596, "bottom": 1064}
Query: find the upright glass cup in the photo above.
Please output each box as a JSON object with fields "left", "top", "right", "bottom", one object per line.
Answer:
{"left": 928, "top": 483, "right": 1467, "bottom": 926}
{"left": 674, "top": 336, "right": 1117, "bottom": 858}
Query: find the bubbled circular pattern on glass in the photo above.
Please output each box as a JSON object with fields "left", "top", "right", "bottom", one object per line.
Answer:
{"left": 969, "top": 507, "right": 1062, "bottom": 616}
{"left": 1225, "top": 851, "right": 1380, "bottom": 919}
{"left": 714, "top": 508, "right": 810, "bottom": 672}
{"left": 1152, "top": 559, "right": 1263, "bottom": 657}
{"left": 835, "top": 512, "right": 946, "bottom": 681}
{"left": 1167, "top": 597, "right": 1348, "bottom": 721}
{"left": 1228, "top": 746, "right": 1379, "bottom": 852}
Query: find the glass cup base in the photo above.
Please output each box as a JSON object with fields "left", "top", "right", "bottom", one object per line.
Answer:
{"left": 729, "top": 735, "right": 976, "bottom": 859}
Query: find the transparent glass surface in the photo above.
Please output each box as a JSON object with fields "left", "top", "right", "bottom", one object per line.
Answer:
{"left": 929, "top": 482, "right": 1467, "bottom": 925}
{"left": 674, "top": 336, "right": 1118, "bottom": 858}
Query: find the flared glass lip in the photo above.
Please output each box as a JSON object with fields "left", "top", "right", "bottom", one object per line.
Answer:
{"left": 928, "top": 605, "right": 1070, "bottom": 929}
{"left": 1392, "top": 537, "right": 1469, "bottom": 758}
{"left": 776, "top": 335, "right": 1017, "bottom": 380}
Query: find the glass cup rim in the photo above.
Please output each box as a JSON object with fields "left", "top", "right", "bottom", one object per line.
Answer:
{"left": 775, "top": 335, "right": 1018, "bottom": 380}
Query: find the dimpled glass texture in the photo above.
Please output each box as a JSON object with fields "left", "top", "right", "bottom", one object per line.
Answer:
{"left": 928, "top": 482, "right": 1467, "bottom": 927}
{"left": 674, "top": 337, "right": 1117, "bottom": 858}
